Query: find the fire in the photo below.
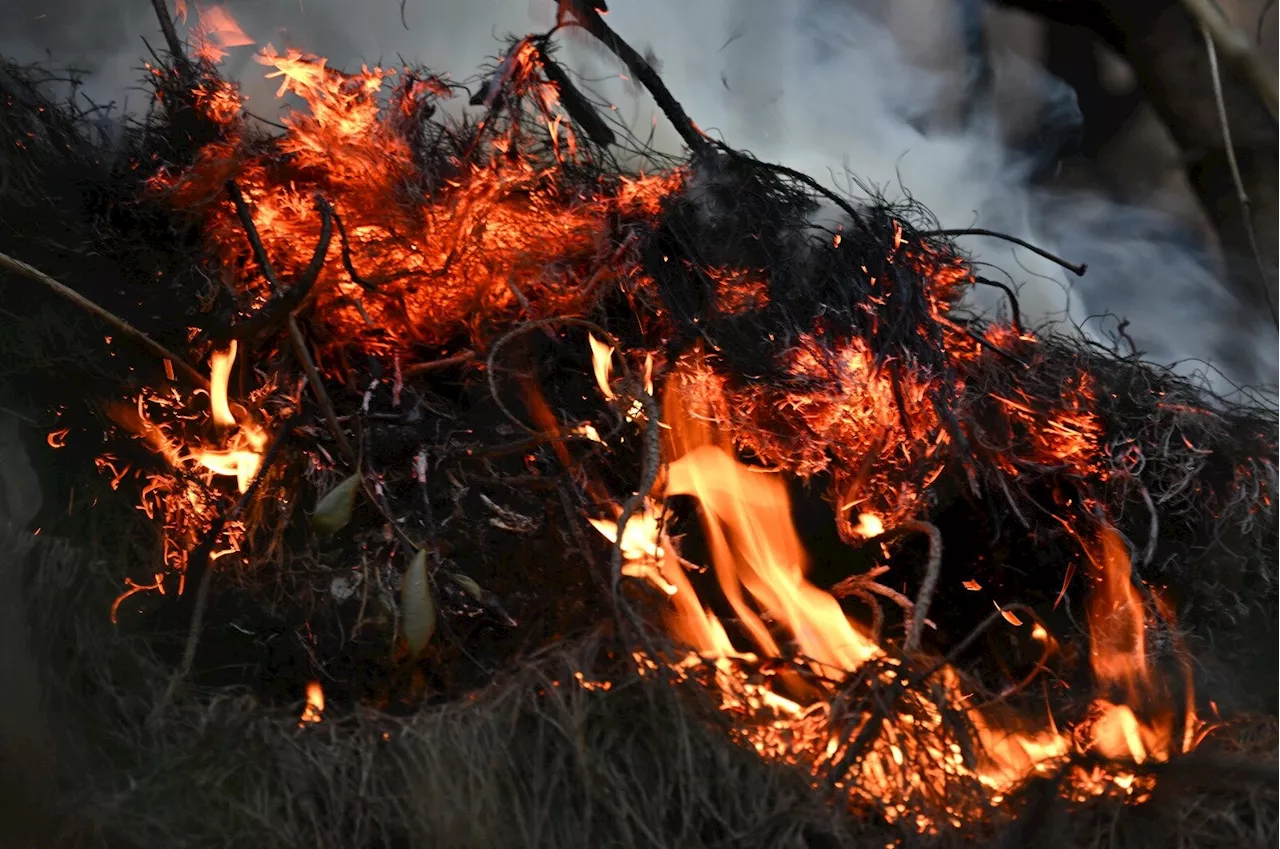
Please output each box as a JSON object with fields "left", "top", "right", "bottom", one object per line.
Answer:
{"left": 104, "top": 341, "right": 272, "bottom": 606}
{"left": 190, "top": 5, "right": 254, "bottom": 64}
{"left": 594, "top": 362, "right": 1201, "bottom": 828}
{"left": 152, "top": 11, "right": 683, "bottom": 359}
{"left": 80, "top": 10, "right": 1209, "bottom": 830}
{"left": 299, "top": 681, "right": 325, "bottom": 726}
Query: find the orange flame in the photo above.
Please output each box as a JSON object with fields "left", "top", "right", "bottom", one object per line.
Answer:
{"left": 300, "top": 681, "right": 325, "bottom": 726}
{"left": 189, "top": 5, "right": 254, "bottom": 64}
{"left": 593, "top": 359, "right": 1201, "bottom": 828}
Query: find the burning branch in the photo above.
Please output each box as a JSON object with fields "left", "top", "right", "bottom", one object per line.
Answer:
{"left": 218, "top": 181, "right": 355, "bottom": 466}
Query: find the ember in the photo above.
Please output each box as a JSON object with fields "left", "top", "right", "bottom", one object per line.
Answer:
{"left": 0, "top": 1, "right": 1275, "bottom": 845}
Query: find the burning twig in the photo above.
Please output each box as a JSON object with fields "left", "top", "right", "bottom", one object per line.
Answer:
{"left": 609, "top": 381, "right": 661, "bottom": 606}
{"left": 217, "top": 180, "right": 354, "bottom": 465}
{"left": 973, "top": 276, "right": 1025, "bottom": 334}
{"left": 936, "top": 314, "right": 1030, "bottom": 369}
{"left": 530, "top": 39, "right": 617, "bottom": 148}
{"left": 0, "top": 250, "right": 209, "bottom": 391}
{"left": 902, "top": 519, "right": 943, "bottom": 654}
{"left": 329, "top": 208, "right": 378, "bottom": 292}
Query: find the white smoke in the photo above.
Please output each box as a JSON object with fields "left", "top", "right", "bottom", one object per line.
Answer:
{"left": 3, "top": 0, "right": 1275, "bottom": 389}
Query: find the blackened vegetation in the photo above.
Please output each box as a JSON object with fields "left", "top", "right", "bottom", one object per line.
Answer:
{"left": 0, "top": 22, "right": 1276, "bottom": 848}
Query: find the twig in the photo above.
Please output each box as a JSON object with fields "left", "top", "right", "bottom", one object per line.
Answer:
{"left": 1182, "top": 0, "right": 1279, "bottom": 118}
{"left": 720, "top": 146, "right": 871, "bottom": 235}
{"left": 330, "top": 209, "right": 378, "bottom": 291}
{"left": 1201, "top": 24, "right": 1278, "bottom": 324}
{"left": 226, "top": 181, "right": 283, "bottom": 295}
{"left": 220, "top": 189, "right": 336, "bottom": 341}
{"left": 608, "top": 382, "right": 665, "bottom": 656}
{"left": 485, "top": 317, "right": 630, "bottom": 435}
{"left": 973, "top": 276, "right": 1024, "bottom": 333}
{"left": 936, "top": 314, "right": 1030, "bottom": 368}
{"left": 610, "top": 383, "right": 662, "bottom": 602}
{"left": 150, "top": 414, "right": 297, "bottom": 724}
{"left": 219, "top": 184, "right": 353, "bottom": 466}
{"left": 403, "top": 350, "right": 477, "bottom": 376}
{"left": 1135, "top": 483, "right": 1159, "bottom": 568}
{"left": 557, "top": 0, "right": 715, "bottom": 163}
{"left": 0, "top": 250, "right": 209, "bottom": 391}
{"left": 901, "top": 519, "right": 943, "bottom": 653}
{"left": 922, "top": 228, "right": 1088, "bottom": 276}
{"left": 287, "top": 315, "right": 356, "bottom": 466}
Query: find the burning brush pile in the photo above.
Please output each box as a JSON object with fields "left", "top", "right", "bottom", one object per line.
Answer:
{"left": 0, "top": 4, "right": 1276, "bottom": 847}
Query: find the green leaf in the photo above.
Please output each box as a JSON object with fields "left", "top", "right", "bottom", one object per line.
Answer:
{"left": 451, "top": 573, "right": 484, "bottom": 603}
{"left": 310, "top": 473, "right": 362, "bottom": 536}
{"left": 401, "top": 548, "right": 436, "bottom": 657}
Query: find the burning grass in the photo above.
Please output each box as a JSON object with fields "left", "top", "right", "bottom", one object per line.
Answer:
{"left": 7, "top": 530, "right": 1278, "bottom": 849}
{"left": 0, "top": 3, "right": 1277, "bottom": 845}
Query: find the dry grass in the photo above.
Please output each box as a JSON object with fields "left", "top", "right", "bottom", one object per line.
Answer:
{"left": 0, "top": 524, "right": 1272, "bottom": 849}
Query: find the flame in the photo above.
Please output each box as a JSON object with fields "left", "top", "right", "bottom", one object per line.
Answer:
{"left": 104, "top": 343, "right": 273, "bottom": 609}
{"left": 101, "top": 29, "right": 1203, "bottom": 828}
{"left": 190, "top": 341, "right": 268, "bottom": 494}
{"left": 1080, "top": 526, "right": 1190, "bottom": 766}
{"left": 594, "top": 363, "right": 1201, "bottom": 828}
{"left": 589, "top": 333, "right": 617, "bottom": 401}
{"left": 300, "top": 681, "right": 325, "bottom": 725}
{"left": 189, "top": 5, "right": 255, "bottom": 64}
{"left": 208, "top": 342, "right": 238, "bottom": 428}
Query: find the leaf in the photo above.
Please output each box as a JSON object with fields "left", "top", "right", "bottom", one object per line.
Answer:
{"left": 310, "top": 473, "right": 362, "bottom": 535}
{"left": 451, "top": 573, "right": 484, "bottom": 603}
{"left": 401, "top": 548, "right": 436, "bottom": 657}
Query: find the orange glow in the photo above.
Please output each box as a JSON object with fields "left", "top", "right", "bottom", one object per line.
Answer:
{"left": 105, "top": 344, "right": 273, "bottom": 604}
{"left": 101, "top": 31, "right": 1206, "bottom": 832}
{"left": 589, "top": 333, "right": 617, "bottom": 401}
{"left": 300, "top": 681, "right": 325, "bottom": 726}
{"left": 588, "top": 363, "right": 1203, "bottom": 828}
{"left": 151, "top": 40, "right": 682, "bottom": 359}
{"left": 189, "top": 5, "right": 254, "bottom": 64}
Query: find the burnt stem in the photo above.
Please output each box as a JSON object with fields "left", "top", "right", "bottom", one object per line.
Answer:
{"left": 558, "top": 1, "right": 715, "bottom": 163}
{"left": 222, "top": 190, "right": 335, "bottom": 341}
{"left": 924, "top": 228, "right": 1088, "bottom": 277}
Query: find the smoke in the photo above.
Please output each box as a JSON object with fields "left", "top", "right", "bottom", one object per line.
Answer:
{"left": 3, "top": 0, "right": 1274, "bottom": 389}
